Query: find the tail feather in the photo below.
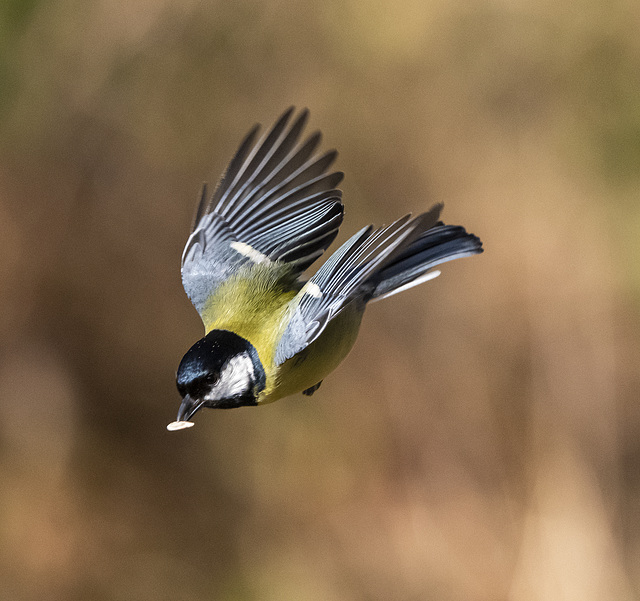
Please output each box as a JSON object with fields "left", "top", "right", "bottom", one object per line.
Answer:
{"left": 368, "top": 223, "right": 483, "bottom": 301}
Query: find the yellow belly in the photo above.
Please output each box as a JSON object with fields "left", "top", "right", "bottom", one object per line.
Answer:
{"left": 258, "top": 302, "right": 364, "bottom": 403}
{"left": 199, "top": 264, "right": 364, "bottom": 404}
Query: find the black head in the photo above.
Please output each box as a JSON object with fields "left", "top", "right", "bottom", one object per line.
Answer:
{"left": 174, "top": 330, "right": 266, "bottom": 421}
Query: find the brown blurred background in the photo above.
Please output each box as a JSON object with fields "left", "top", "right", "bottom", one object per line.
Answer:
{"left": 1, "top": 0, "right": 639, "bottom": 599}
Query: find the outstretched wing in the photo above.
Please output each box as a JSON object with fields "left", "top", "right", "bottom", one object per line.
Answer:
{"left": 275, "top": 207, "right": 443, "bottom": 364}
{"left": 181, "top": 108, "right": 344, "bottom": 314}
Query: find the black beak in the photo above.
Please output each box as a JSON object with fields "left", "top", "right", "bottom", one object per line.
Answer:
{"left": 176, "top": 394, "right": 204, "bottom": 422}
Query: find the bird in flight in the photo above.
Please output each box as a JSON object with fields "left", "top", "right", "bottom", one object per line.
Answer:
{"left": 168, "top": 108, "right": 482, "bottom": 431}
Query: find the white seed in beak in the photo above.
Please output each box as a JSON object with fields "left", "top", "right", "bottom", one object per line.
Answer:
{"left": 166, "top": 421, "right": 195, "bottom": 431}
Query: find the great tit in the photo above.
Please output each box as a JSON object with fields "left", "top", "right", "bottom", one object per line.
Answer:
{"left": 167, "top": 108, "right": 483, "bottom": 431}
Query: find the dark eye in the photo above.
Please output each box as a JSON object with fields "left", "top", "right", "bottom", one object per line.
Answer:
{"left": 186, "top": 374, "right": 216, "bottom": 397}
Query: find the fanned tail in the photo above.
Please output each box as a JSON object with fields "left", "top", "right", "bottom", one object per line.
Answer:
{"left": 368, "top": 221, "right": 483, "bottom": 301}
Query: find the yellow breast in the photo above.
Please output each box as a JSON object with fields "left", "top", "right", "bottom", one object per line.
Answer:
{"left": 200, "top": 263, "right": 364, "bottom": 404}
{"left": 259, "top": 302, "right": 364, "bottom": 403}
{"left": 200, "top": 265, "right": 296, "bottom": 361}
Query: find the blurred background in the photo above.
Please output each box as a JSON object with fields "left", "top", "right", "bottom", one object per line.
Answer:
{"left": 1, "top": 0, "right": 639, "bottom": 599}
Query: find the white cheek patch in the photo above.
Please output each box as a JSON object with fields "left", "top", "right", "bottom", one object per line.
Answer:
{"left": 205, "top": 353, "right": 254, "bottom": 401}
{"left": 230, "top": 242, "right": 271, "bottom": 264}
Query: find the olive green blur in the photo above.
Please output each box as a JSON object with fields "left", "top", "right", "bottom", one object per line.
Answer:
{"left": 1, "top": 1, "right": 639, "bottom": 600}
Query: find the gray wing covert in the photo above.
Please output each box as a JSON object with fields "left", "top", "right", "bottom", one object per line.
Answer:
{"left": 181, "top": 108, "right": 344, "bottom": 316}
{"left": 274, "top": 209, "right": 443, "bottom": 364}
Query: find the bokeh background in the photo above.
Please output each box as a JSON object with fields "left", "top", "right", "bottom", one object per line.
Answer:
{"left": 1, "top": 0, "right": 640, "bottom": 599}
